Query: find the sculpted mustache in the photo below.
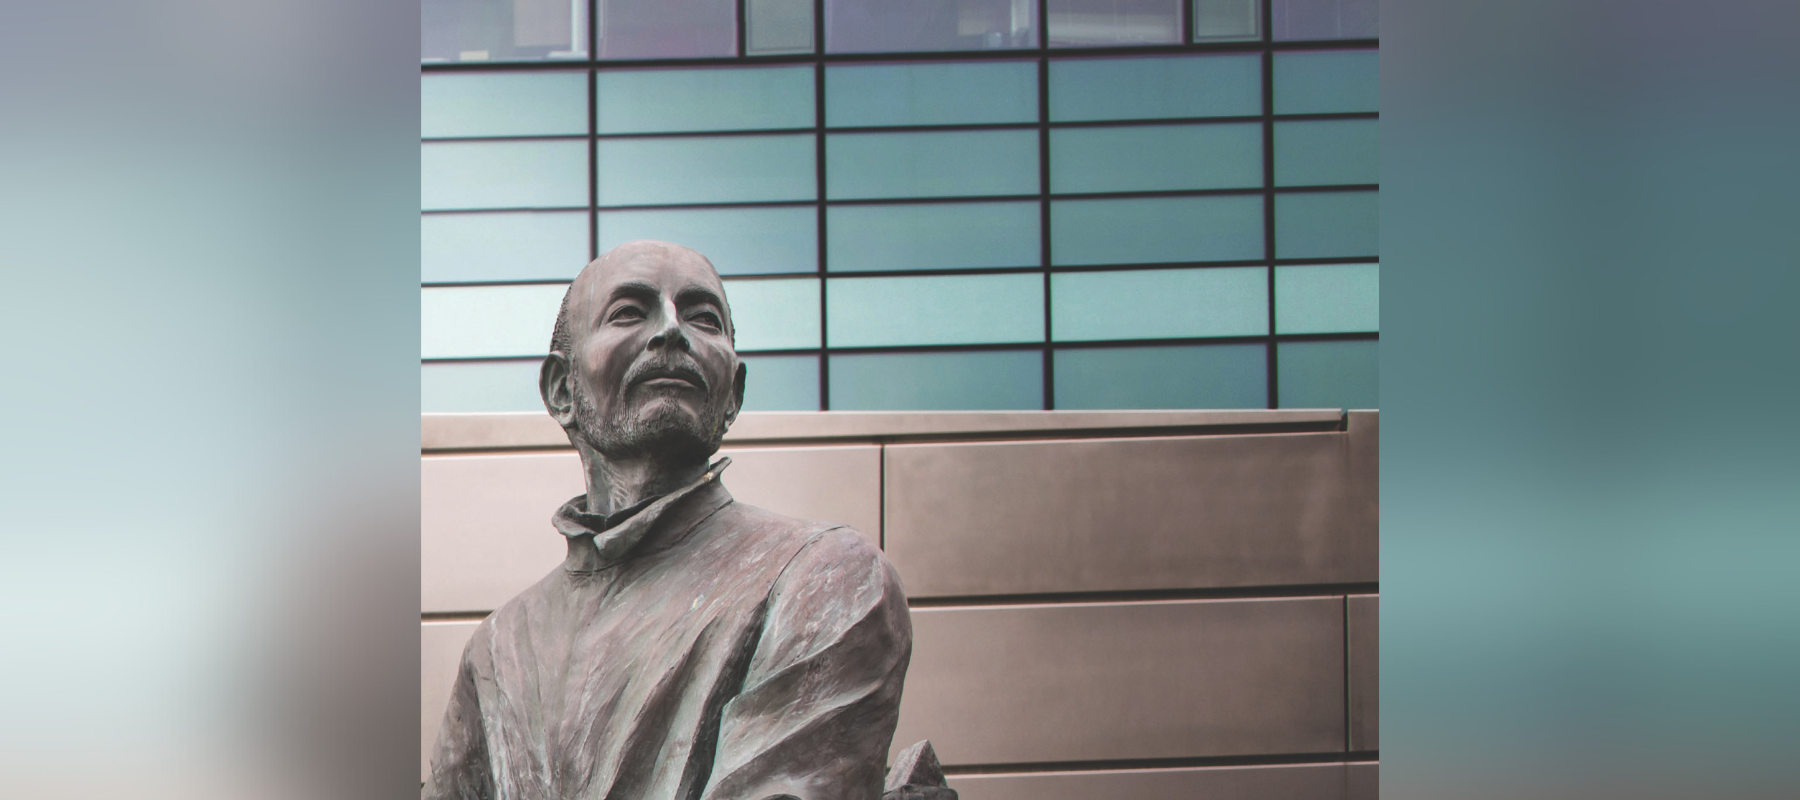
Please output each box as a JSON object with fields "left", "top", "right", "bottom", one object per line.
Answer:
{"left": 625, "top": 359, "right": 707, "bottom": 390}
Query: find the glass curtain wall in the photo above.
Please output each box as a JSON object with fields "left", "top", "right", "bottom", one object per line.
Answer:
{"left": 422, "top": 0, "right": 1377, "bottom": 412}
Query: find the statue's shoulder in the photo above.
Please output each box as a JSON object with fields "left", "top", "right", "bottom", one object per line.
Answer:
{"left": 718, "top": 500, "right": 882, "bottom": 561}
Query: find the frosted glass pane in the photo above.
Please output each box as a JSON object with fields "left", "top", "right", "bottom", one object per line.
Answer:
{"left": 721, "top": 278, "right": 821, "bottom": 351}
{"left": 829, "top": 351, "right": 1043, "bottom": 410}
{"left": 827, "top": 274, "right": 1044, "bottom": 347}
{"left": 422, "top": 360, "right": 546, "bottom": 412}
{"left": 826, "top": 61, "right": 1037, "bottom": 127}
{"left": 1278, "top": 339, "right": 1377, "bottom": 409}
{"left": 827, "top": 202, "right": 1039, "bottom": 272}
{"left": 1051, "top": 196, "right": 1265, "bottom": 265}
{"left": 422, "top": 0, "right": 588, "bottom": 64}
{"left": 748, "top": 0, "right": 815, "bottom": 54}
{"left": 1275, "top": 119, "right": 1379, "bottom": 186}
{"left": 826, "top": 0, "right": 1037, "bottom": 54}
{"left": 598, "top": 207, "right": 816, "bottom": 276}
{"left": 1275, "top": 263, "right": 1378, "bottom": 333}
{"left": 596, "top": 135, "right": 815, "bottom": 205}
{"left": 421, "top": 284, "right": 567, "bottom": 359}
{"left": 1049, "top": 0, "right": 1181, "bottom": 47}
{"left": 1273, "top": 50, "right": 1379, "bottom": 114}
{"left": 1275, "top": 191, "right": 1378, "bottom": 259}
{"left": 1273, "top": 0, "right": 1378, "bottom": 41}
{"left": 421, "top": 140, "right": 588, "bottom": 211}
{"left": 1052, "top": 267, "right": 1267, "bottom": 341}
{"left": 826, "top": 130, "right": 1039, "bottom": 200}
{"left": 422, "top": 72, "right": 587, "bottom": 138}
{"left": 1194, "top": 0, "right": 1262, "bottom": 41}
{"left": 1050, "top": 54, "right": 1262, "bottom": 121}
{"left": 422, "top": 211, "right": 589, "bottom": 283}
{"left": 596, "top": 0, "right": 735, "bottom": 59}
{"left": 596, "top": 67, "right": 813, "bottom": 133}
{"left": 1055, "top": 343, "right": 1267, "bottom": 408}
{"left": 1051, "top": 123, "right": 1262, "bottom": 194}
{"left": 740, "top": 354, "right": 820, "bottom": 410}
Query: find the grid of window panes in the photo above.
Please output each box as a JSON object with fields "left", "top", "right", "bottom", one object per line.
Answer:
{"left": 422, "top": 0, "right": 1376, "bottom": 412}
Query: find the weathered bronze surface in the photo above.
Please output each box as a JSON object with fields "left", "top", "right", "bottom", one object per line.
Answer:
{"left": 424, "top": 241, "right": 914, "bottom": 800}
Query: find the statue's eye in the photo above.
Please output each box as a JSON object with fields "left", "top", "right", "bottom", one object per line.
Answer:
{"left": 689, "top": 311, "right": 723, "bottom": 331}
{"left": 609, "top": 304, "right": 646, "bottom": 323}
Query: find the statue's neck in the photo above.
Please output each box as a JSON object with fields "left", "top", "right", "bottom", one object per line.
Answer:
{"left": 572, "top": 438, "right": 709, "bottom": 516}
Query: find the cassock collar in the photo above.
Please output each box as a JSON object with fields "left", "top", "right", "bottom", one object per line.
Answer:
{"left": 552, "top": 456, "right": 734, "bottom": 573}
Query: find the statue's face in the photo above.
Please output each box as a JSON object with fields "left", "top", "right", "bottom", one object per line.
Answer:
{"left": 562, "top": 243, "right": 744, "bottom": 461}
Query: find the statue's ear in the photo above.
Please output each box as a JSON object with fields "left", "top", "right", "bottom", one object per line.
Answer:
{"left": 540, "top": 351, "right": 578, "bottom": 428}
{"left": 724, "top": 361, "right": 748, "bottom": 426}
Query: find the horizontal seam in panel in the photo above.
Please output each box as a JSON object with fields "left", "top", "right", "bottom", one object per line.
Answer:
{"left": 942, "top": 750, "right": 1380, "bottom": 776}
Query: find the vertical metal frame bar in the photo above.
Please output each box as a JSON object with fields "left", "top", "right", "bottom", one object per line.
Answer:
{"left": 1260, "top": 2, "right": 1278, "bottom": 408}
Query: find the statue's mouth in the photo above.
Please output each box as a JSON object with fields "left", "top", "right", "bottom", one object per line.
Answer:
{"left": 630, "top": 363, "right": 706, "bottom": 391}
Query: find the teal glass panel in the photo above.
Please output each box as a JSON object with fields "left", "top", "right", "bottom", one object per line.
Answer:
{"left": 1273, "top": 50, "right": 1378, "bottom": 114}
{"left": 826, "top": 61, "right": 1037, "bottom": 127}
{"left": 747, "top": 0, "right": 814, "bottom": 55}
{"left": 826, "top": 130, "right": 1039, "bottom": 200}
{"left": 596, "top": 67, "right": 813, "bottom": 133}
{"left": 1273, "top": 0, "right": 1378, "bottom": 41}
{"left": 1049, "top": 54, "right": 1262, "bottom": 122}
{"left": 1052, "top": 267, "right": 1267, "bottom": 341}
{"left": 829, "top": 350, "right": 1043, "bottom": 410}
{"left": 721, "top": 277, "right": 821, "bottom": 351}
{"left": 598, "top": 207, "right": 816, "bottom": 275}
{"left": 1049, "top": 0, "right": 1182, "bottom": 47}
{"left": 740, "top": 354, "right": 820, "bottom": 410}
{"left": 1194, "top": 0, "right": 1262, "bottom": 41}
{"left": 423, "top": 0, "right": 588, "bottom": 64}
{"left": 826, "top": 0, "right": 1038, "bottom": 54}
{"left": 422, "top": 211, "right": 589, "bottom": 283}
{"left": 1275, "top": 263, "right": 1379, "bottom": 333}
{"left": 1275, "top": 191, "right": 1378, "bottom": 259}
{"left": 421, "top": 284, "right": 567, "bottom": 359}
{"left": 1275, "top": 119, "right": 1378, "bottom": 186}
{"left": 1278, "top": 339, "right": 1378, "bottom": 409}
{"left": 1051, "top": 196, "right": 1264, "bottom": 265}
{"left": 1051, "top": 122, "right": 1262, "bottom": 194}
{"left": 596, "top": 134, "right": 815, "bottom": 205}
{"left": 596, "top": 0, "right": 735, "bottom": 59}
{"left": 827, "top": 274, "right": 1045, "bottom": 347}
{"left": 422, "top": 360, "right": 546, "bottom": 413}
{"left": 827, "top": 202, "right": 1040, "bottom": 272}
{"left": 421, "top": 140, "right": 588, "bottom": 211}
{"left": 1055, "top": 343, "right": 1267, "bottom": 409}
{"left": 422, "top": 71, "right": 587, "bottom": 138}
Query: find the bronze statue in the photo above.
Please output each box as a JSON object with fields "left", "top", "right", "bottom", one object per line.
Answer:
{"left": 424, "top": 241, "right": 922, "bottom": 800}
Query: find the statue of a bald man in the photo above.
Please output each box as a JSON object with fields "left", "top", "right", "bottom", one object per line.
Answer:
{"left": 425, "top": 241, "right": 913, "bottom": 800}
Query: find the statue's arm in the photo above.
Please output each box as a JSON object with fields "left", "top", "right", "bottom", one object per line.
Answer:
{"left": 701, "top": 527, "right": 913, "bottom": 800}
{"left": 423, "top": 635, "right": 494, "bottom": 800}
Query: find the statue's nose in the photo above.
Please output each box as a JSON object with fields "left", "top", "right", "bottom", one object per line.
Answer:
{"left": 647, "top": 313, "right": 691, "bottom": 352}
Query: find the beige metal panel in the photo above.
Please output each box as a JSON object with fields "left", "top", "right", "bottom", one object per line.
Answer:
{"left": 949, "top": 763, "right": 1346, "bottom": 800}
{"left": 891, "top": 597, "right": 1346, "bottom": 766}
{"left": 421, "top": 620, "right": 480, "bottom": 783}
{"left": 1347, "top": 762, "right": 1378, "bottom": 800}
{"left": 1348, "top": 595, "right": 1379, "bottom": 750}
{"left": 1347, "top": 410, "right": 1378, "bottom": 566}
{"left": 421, "top": 409, "right": 1345, "bottom": 451}
{"left": 884, "top": 431, "right": 1378, "bottom": 597}
{"left": 421, "top": 446, "right": 882, "bottom": 612}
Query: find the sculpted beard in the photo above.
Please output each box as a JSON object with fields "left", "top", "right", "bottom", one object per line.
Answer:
{"left": 574, "top": 359, "right": 731, "bottom": 463}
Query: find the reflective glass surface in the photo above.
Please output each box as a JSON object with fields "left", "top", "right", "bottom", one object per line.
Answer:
{"left": 1049, "top": 55, "right": 1262, "bottom": 121}
{"left": 1275, "top": 263, "right": 1379, "bottom": 333}
{"left": 421, "top": 71, "right": 587, "bottom": 138}
{"left": 421, "top": 284, "right": 567, "bottom": 358}
{"left": 826, "top": 61, "right": 1037, "bottom": 127}
{"left": 1055, "top": 343, "right": 1267, "bottom": 408}
{"left": 826, "top": 0, "right": 1037, "bottom": 54}
{"left": 1277, "top": 339, "right": 1378, "bottom": 409}
{"left": 720, "top": 278, "right": 822, "bottom": 350}
{"left": 1051, "top": 195, "right": 1265, "bottom": 265}
{"left": 598, "top": 207, "right": 817, "bottom": 275}
{"left": 422, "top": 211, "right": 589, "bottom": 283}
{"left": 596, "top": 67, "right": 814, "bottom": 133}
{"left": 748, "top": 0, "right": 815, "bottom": 55}
{"left": 827, "top": 202, "right": 1040, "bottom": 272}
{"left": 829, "top": 350, "right": 1043, "bottom": 410}
{"left": 1275, "top": 119, "right": 1378, "bottom": 186}
{"left": 596, "top": 134, "right": 816, "bottom": 206}
{"left": 1273, "top": 49, "right": 1379, "bottom": 114}
{"left": 740, "top": 354, "right": 821, "bottom": 410}
{"left": 1275, "top": 190, "right": 1378, "bottom": 259}
{"left": 596, "top": 0, "right": 736, "bottom": 59}
{"left": 1052, "top": 267, "right": 1267, "bottom": 341}
{"left": 1049, "top": 0, "right": 1182, "bottom": 47}
{"left": 423, "top": 0, "right": 589, "bottom": 63}
{"left": 1193, "top": 0, "right": 1262, "bottom": 41}
{"left": 422, "top": 360, "right": 546, "bottom": 412}
{"left": 1272, "top": 0, "right": 1378, "bottom": 41}
{"left": 827, "top": 274, "right": 1044, "bottom": 347}
{"left": 1051, "top": 122, "right": 1263, "bottom": 194}
{"left": 421, "top": 139, "right": 589, "bottom": 211}
{"left": 826, "top": 130, "right": 1039, "bottom": 200}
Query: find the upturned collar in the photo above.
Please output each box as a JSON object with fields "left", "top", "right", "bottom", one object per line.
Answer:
{"left": 551, "top": 456, "right": 733, "bottom": 573}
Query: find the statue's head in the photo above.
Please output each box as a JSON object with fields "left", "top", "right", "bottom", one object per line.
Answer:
{"left": 540, "top": 240, "right": 747, "bottom": 466}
